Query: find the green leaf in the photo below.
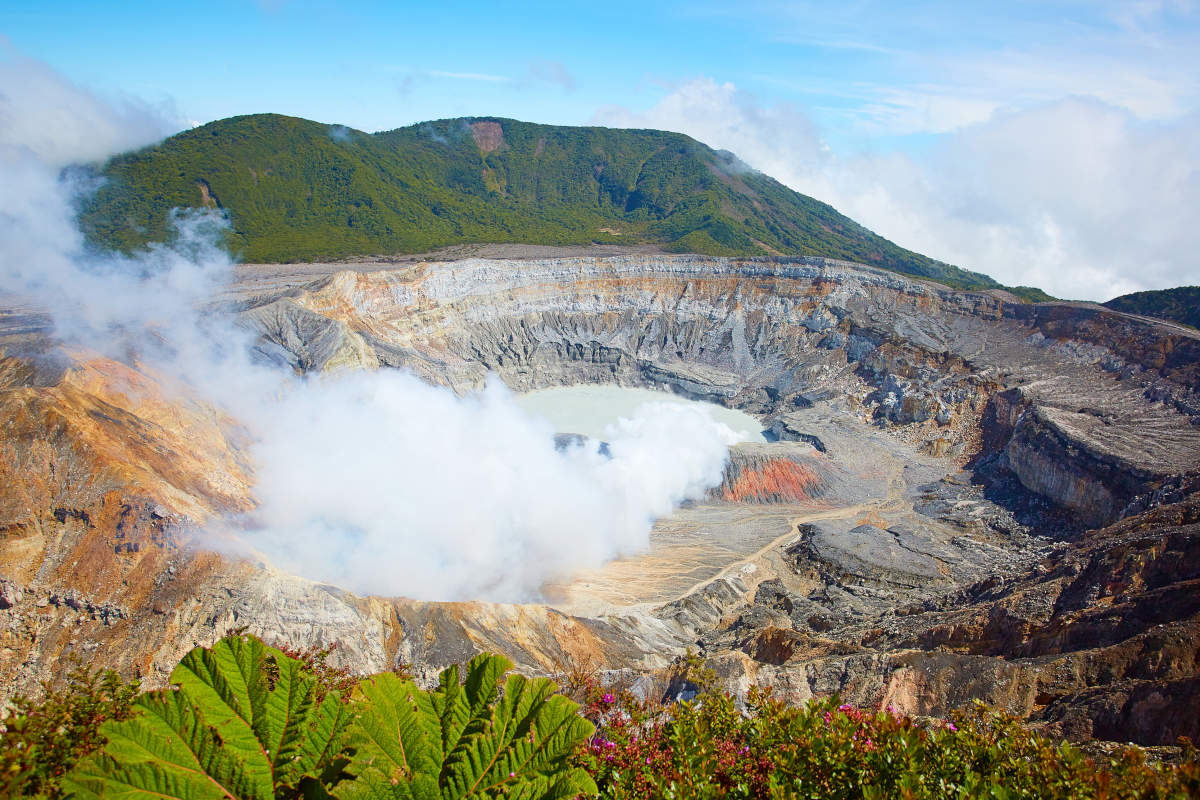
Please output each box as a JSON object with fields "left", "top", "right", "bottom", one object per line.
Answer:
{"left": 341, "top": 672, "right": 440, "bottom": 788}
{"left": 171, "top": 633, "right": 274, "bottom": 765}
{"left": 61, "top": 688, "right": 271, "bottom": 800}
{"left": 293, "top": 693, "right": 357, "bottom": 786}
{"left": 430, "top": 664, "right": 469, "bottom": 766}
{"left": 62, "top": 634, "right": 352, "bottom": 799}
{"left": 335, "top": 655, "right": 595, "bottom": 800}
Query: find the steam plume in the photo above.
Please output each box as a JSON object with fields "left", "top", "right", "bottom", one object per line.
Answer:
{"left": 0, "top": 58, "right": 739, "bottom": 602}
{"left": 249, "top": 374, "right": 737, "bottom": 599}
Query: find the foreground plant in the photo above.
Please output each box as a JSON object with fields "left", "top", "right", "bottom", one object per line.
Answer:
{"left": 573, "top": 666, "right": 1200, "bottom": 799}
{"left": 338, "top": 653, "right": 595, "bottom": 799}
{"left": 62, "top": 634, "right": 354, "bottom": 799}
{"left": 15, "top": 636, "right": 1199, "bottom": 798}
{"left": 50, "top": 634, "right": 593, "bottom": 799}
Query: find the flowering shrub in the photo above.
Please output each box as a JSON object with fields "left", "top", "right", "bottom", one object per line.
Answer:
{"left": 572, "top": 665, "right": 1200, "bottom": 799}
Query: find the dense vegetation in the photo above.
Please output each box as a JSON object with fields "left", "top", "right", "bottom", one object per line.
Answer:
{"left": 1104, "top": 286, "right": 1200, "bottom": 330}
{"left": 2, "top": 636, "right": 1197, "bottom": 798}
{"left": 79, "top": 114, "right": 1010, "bottom": 291}
{"left": 1005, "top": 285, "right": 1056, "bottom": 303}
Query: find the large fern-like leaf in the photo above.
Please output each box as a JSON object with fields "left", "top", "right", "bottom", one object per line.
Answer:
{"left": 61, "top": 688, "right": 272, "bottom": 800}
{"left": 335, "top": 655, "right": 595, "bottom": 800}
{"left": 429, "top": 664, "right": 468, "bottom": 768}
{"left": 62, "top": 634, "right": 353, "bottom": 799}
{"left": 171, "top": 633, "right": 274, "bottom": 765}
{"left": 343, "top": 672, "right": 441, "bottom": 785}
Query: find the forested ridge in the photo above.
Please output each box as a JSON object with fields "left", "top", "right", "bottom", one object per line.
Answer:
{"left": 80, "top": 113, "right": 1049, "bottom": 297}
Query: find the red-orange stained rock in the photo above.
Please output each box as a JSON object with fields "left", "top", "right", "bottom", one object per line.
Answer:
{"left": 722, "top": 459, "right": 821, "bottom": 503}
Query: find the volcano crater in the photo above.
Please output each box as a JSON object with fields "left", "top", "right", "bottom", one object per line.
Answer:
{"left": 3, "top": 253, "right": 1200, "bottom": 746}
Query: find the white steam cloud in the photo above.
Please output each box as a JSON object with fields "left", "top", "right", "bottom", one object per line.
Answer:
{"left": 0, "top": 58, "right": 738, "bottom": 602}
{"left": 251, "top": 375, "right": 735, "bottom": 599}
{"left": 0, "top": 54, "right": 179, "bottom": 166}
{"left": 0, "top": 53, "right": 226, "bottom": 353}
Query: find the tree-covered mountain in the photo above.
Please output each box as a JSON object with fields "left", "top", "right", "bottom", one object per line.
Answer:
{"left": 81, "top": 113, "right": 1008, "bottom": 291}
{"left": 1104, "top": 286, "right": 1200, "bottom": 330}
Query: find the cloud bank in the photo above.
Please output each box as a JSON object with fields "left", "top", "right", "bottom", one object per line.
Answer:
{"left": 1, "top": 58, "right": 738, "bottom": 603}
{"left": 597, "top": 78, "right": 1200, "bottom": 301}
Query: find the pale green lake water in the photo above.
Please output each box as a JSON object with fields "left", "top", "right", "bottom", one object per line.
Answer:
{"left": 516, "top": 384, "right": 768, "bottom": 443}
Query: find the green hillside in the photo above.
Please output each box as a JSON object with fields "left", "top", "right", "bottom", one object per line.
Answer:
{"left": 1104, "top": 286, "right": 1200, "bottom": 330}
{"left": 80, "top": 113, "right": 1003, "bottom": 290}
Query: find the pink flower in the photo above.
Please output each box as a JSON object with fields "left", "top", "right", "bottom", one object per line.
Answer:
{"left": 606, "top": 754, "right": 613, "bottom": 762}
{"left": 946, "top": 722, "right": 958, "bottom": 732}
{"left": 602, "top": 693, "right": 615, "bottom": 704}
{"left": 838, "top": 703, "right": 853, "bottom": 712}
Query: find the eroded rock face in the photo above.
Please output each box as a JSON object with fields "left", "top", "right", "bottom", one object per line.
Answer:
{"left": 2, "top": 255, "right": 1199, "bottom": 749}
{"left": 243, "top": 257, "right": 1200, "bottom": 515}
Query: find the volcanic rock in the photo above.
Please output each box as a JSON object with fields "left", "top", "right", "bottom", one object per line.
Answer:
{"left": 2, "top": 254, "right": 1198, "bottom": 749}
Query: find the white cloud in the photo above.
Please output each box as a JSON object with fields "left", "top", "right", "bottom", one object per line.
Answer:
{"left": 703, "top": 1, "right": 1199, "bottom": 134}
{"left": 597, "top": 78, "right": 829, "bottom": 170}
{"left": 0, "top": 53, "right": 205, "bottom": 341}
{"left": 249, "top": 377, "right": 737, "bottom": 600}
{"left": 918, "top": 48, "right": 1192, "bottom": 122}
{"left": 395, "top": 63, "right": 577, "bottom": 100}
{"left": 594, "top": 79, "right": 1200, "bottom": 300}
{"left": 857, "top": 87, "right": 1002, "bottom": 135}
{"left": 0, "top": 54, "right": 180, "bottom": 166}
{"left": 525, "top": 60, "right": 576, "bottom": 92}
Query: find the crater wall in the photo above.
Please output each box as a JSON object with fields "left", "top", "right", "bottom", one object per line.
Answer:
{"left": 2, "top": 255, "right": 1199, "bottom": 747}
{"left": 246, "top": 255, "right": 1200, "bottom": 527}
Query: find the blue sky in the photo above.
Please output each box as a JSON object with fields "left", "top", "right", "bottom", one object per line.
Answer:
{"left": 2, "top": 1, "right": 1199, "bottom": 299}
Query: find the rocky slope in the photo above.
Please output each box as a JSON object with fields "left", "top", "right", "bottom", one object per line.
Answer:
{"left": 2, "top": 254, "right": 1198, "bottom": 747}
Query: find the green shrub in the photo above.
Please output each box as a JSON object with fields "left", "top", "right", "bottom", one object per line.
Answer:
{"left": 8, "top": 637, "right": 1198, "bottom": 798}
{"left": 62, "top": 634, "right": 355, "bottom": 799}
{"left": 0, "top": 659, "right": 139, "bottom": 798}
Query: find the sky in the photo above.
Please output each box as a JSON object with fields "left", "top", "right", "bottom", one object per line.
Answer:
{"left": 2, "top": 0, "right": 1198, "bottom": 300}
